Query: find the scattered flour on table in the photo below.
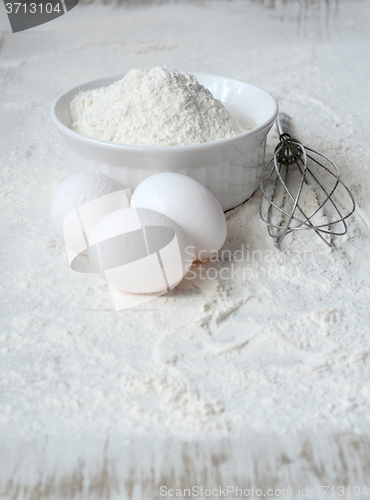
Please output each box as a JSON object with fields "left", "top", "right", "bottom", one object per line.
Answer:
{"left": 69, "top": 66, "right": 249, "bottom": 146}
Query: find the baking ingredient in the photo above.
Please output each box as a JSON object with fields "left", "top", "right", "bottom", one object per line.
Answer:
{"left": 69, "top": 66, "right": 249, "bottom": 147}
{"left": 50, "top": 171, "right": 129, "bottom": 255}
{"left": 88, "top": 207, "right": 195, "bottom": 293}
{"left": 131, "top": 173, "right": 227, "bottom": 260}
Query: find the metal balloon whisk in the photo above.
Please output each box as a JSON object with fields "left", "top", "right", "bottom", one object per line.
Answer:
{"left": 259, "top": 113, "right": 356, "bottom": 248}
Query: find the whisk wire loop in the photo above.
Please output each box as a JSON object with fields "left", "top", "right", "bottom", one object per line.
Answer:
{"left": 259, "top": 113, "right": 356, "bottom": 248}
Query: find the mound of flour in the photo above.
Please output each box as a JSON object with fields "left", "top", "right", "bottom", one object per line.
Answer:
{"left": 69, "top": 66, "right": 249, "bottom": 147}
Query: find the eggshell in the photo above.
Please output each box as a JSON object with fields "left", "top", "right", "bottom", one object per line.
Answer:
{"left": 88, "top": 207, "right": 195, "bottom": 294}
{"left": 131, "top": 172, "right": 227, "bottom": 261}
{"left": 50, "top": 171, "right": 130, "bottom": 255}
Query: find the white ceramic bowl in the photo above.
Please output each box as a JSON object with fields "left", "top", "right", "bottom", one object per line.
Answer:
{"left": 51, "top": 73, "right": 278, "bottom": 211}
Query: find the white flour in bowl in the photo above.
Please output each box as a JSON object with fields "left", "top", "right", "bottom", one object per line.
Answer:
{"left": 69, "top": 66, "right": 249, "bottom": 147}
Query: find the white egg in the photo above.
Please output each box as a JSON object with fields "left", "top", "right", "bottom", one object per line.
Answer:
{"left": 88, "top": 207, "right": 195, "bottom": 294}
{"left": 50, "top": 171, "right": 130, "bottom": 256}
{"left": 131, "top": 172, "right": 227, "bottom": 261}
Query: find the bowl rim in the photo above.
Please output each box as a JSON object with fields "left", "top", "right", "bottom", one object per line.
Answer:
{"left": 50, "top": 72, "right": 279, "bottom": 152}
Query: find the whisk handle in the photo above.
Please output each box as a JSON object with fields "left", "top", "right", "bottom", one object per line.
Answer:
{"left": 276, "top": 112, "right": 291, "bottom": 139}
